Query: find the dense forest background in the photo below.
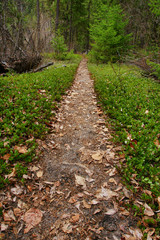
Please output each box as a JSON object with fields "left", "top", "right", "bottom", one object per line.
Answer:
{"left": 0, "top": 0, "right": 160, "bottom": 66}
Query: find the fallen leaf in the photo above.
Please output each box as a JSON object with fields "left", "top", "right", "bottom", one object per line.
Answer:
{"left": 11, "top": 185, "right": 23, "bottom": 195}
{"left": 92, "top": 151, "right": 103, "bottom": 162}
{"left": 13, "top": 208, "right": 22, "bottom": 217}
{"left": 129, "top": 228, "right": 143, "bottom": 240}
{"left": 96, "top": 187, "right": 118, "bottom": 200}
{"left": 123, "top": 234, "right": 136, "bottom": 240}
{"left": 123, "top": 187, "right": 130, "bottom": 198}
{"left": 68, "top": 196, "right": 77, "bottom": 204}
{"left": 24, "top": 208, "right": 43, "bottom": 233}
{"left": 75, "top": 174, "right": 86, "bottom": 189}
{"left": 1, "top": 223, "right": 8, "bottom": 231}
{"left": 154, "top": 139, "right": 160, "bottom": 148}
{"left": 3, "top": 210, "right": 16, "bottom": 221}
{"left": 36, "top": 170, "right": 43, "bottom": 178}
{"left": 120, "top": 208, "right": 130, "bottom": 216}
{"left": 70, "top": 214, "right": 80, "bottom": 223}
{"left": 30, "top": 166, "right": 39, "bottom": 172}
{"left": 105, "top": 209, "right": 117, "bottom": 215}
{"left": 18, "top": 200, "right": 28, "bottom": 209}
{"left": 157, "top": 196, "right": 160, "bottom": 210}
{"left": 90, "top": 199, "right": 99, "bottom": 205}
{"left": 2, "top": 154, "right": 11, "bottom": 161}
{"left": 14, "top": 146, "right": 28, "bottom": 154}
{"left": 109, "top": 178, "right": 117, "bottom": 185}
{"left": 6, "top": 167, "right": 16, "bottom": 179}
{"left": 83, "top": 200, "right": 91, "bottom": 209}
{"left": 94, "top": 209, "right": 102, "bottom": 214}
{"left": 62, "top": 223, "right": 73, "bottom": 234}
{"left": 144, "top": 203, "right": 154, "bottom": 216}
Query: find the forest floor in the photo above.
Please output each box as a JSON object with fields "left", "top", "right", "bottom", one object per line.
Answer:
{"left": 1, "top": 59, "right": 145, "bottom": 240}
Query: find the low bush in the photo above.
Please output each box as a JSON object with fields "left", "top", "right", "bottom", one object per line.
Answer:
{"left": 88, "top": 63, "right": 160, "bottom": 196}
{"left": 0, "top": 60, "right": 80, "bottom": 188}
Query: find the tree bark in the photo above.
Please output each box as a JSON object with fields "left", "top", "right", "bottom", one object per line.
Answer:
{"left": 69, "top": 0, "right": 73, "bottom": 50}
{"left": 86, "top": 0, "right": 92, "bottom": 52}
{"left": 37, "top": 0, "right": 41, "bottom": 51}
{"left": 55, "top": 0, "right": 60, "bottom": 32}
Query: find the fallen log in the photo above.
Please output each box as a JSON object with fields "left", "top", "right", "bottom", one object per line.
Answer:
{"left": 32, "top": 62, "right": 54, "bottom": 73}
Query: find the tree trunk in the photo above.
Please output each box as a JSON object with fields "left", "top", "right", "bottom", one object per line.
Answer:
{"left": 86, "top": 0, "right": 92, "bottom": 52}
{"left": 69, "top": 0, "right": 73, "bottom": 50}
{"left": 55, "top": 0, "right": 60, "bottom": 32}
{"left": 37, "top": 0, "right": 41, "bottom": 51}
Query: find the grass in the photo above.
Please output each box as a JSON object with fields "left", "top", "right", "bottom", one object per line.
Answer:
{"left": 88, "top": 63, "right": 160, "bottom": 195}
{"left": 88, "top": 62, "right": 160, "bottom": 236}
{"left": 0, "top": 56, "right": 82, "bottom": 188}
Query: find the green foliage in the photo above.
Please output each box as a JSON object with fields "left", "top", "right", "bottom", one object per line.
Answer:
{"left": 89, "top": 4, "right": 131, "bottom": 63}
{"left": 0, "top": 60, "right": 80, "bottom": 188}
{"left": 51, "top": 30, "right": 68, "bottom": 60}
{"left": 149, "top": 0, "right": 160, "bottom": 16}
{"left": 147, "top": 61, "right": 160, "bottom": 79}
{"left": 88, "top": 63, "right": 160, "bottom": 196}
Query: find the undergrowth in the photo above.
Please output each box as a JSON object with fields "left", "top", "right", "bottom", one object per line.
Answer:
{"left": 88, "top": 62, "right": 160, "bottom": 235}
{"left": 88, "top": 63, "right": 160, "bottom": 195}
{"left": 0, "top": 57, "right": 81, "bottom": 188}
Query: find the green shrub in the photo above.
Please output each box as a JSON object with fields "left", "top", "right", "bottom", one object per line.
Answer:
{"left": 0, "top": 60, "right": 80, "bottom": 188}
{"left": 88, "top": 63, "right": 160, "bottom": 196}
{"left": 51, "top": 30, "right": 68, "bottom": 60}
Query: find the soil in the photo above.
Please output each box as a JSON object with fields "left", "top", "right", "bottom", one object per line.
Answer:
{"left": 0, "top": 59, "right": 140, "bottom": 240}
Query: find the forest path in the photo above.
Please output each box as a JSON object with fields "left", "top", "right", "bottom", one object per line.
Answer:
{"left": 3, "top": 59, "right": 140, "bottom": 240}
{"left": 38, "top": 59, "right": 138, "bottom": 239}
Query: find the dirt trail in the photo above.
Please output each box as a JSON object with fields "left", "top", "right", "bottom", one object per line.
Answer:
{"left": 40, "top": 59, "right": 137, "bottom": 239}
{"left": 1, "top": 59, "right": 140, "bottom": 240}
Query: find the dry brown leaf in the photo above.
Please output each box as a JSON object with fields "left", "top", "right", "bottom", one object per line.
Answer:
{"left": 13, "top": 208, "right": 22, "bottom": 217}
{"left": 30, "top": 166, "right": 39, "bottom": 172}
{"left": 62, "top": 223, "right": 73, "bottom": 234}
{"left": 2, "top": 154, "right": 11, "bottom": 161}
{"left": 109, "top": 178, "right": 117, "bottom": 185}
{"left": 24, "top": 208, "right": 43, "bottom": 233}
{"left": 14, "top": 145, "right": 28, "bottom": 154}
{"left": 157, "top": 196, "right": 160, "bottom": 210}
{"left": 1, "top": 223, "right": 8, "bottom": 232}
{"left": 75, "top": 174, "right": 86, "bottom": 189}
{"left": 143, "top": 190, "right": 152, "bottom": 196}
{"left": 11, "top": 185, "right": 23, "bottom": 195}
{"left": 129, "top": 228, "right": 143, "bottom": 240}
{"left": 83, "top": 200, "right": 91, "bottom": 209}
{"left": 18, "top": 200, "right": 28, "bottom": 209}
{"left": 36, "top": 170, "right": 43, "bottom": 178}
{"left": 154, "top": 139, "right": 160, "bottom": 148}
{"left": 105, "top": 209, "right": 117, "bottom": 215}
{"left": 96, "top": 187, "right": 118, "bottom": 200}
{"left": 144, "top": 203, "right": 154, "bottom": 216}
{"left": 68, "top": 196, "right": 77, "bottom": 204}
{"left": 123, "top": 187, "right": 130, "bottom": 198}
{"left": 92, "top": 151, "right": 103, "bottom": 162}
{"left": 90, "top": 199, "right": 99, "bottom": 205}
{"left": 94, "top": 209, "right": 102, "bottom": 214}
{"left": 120, "top": 208, "right": 130, "bottom": 216}
{"left": 123, "top": 234, "right": 136, "bottom": 240}
{"left": 3, "top": 210, "right": 16, "bottom": 221}
{"left": 6, "top": 167, "right": 16, "bottom": 179}
{"left": 70, "top": 214, "right": 80, "bottom": 223}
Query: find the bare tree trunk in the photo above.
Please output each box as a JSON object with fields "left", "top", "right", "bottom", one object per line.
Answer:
{"left": 55, "top": 0, "right": 60, "bottom": 32}
{"left": 0, "top": 1, "right": 7, "bottom": 57}
{"left": 86, "top": 0, "right": 91, "bottom": 52}
{"left": 37, "top": 0, "right": 41, "bottom": 51}
{"left": 69, "top": 0, "right": 73, "bottom": 50}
